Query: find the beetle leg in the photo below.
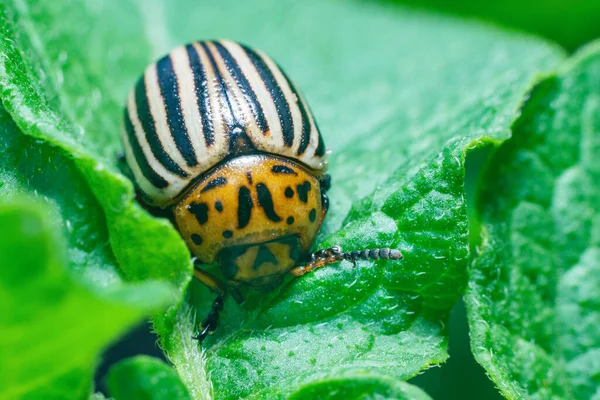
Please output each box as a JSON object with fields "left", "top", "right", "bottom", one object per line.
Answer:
{"left": 290, "top": 246, "right": 403, "bottom": 277}
{"left": 192, "top": 266, "right": 227, "bottom": 343}
{"left": 193, "top": 267, "right": 226, "bottom": 296}
{"left": 192, "top": 295, "right": 224, "bottom": 343}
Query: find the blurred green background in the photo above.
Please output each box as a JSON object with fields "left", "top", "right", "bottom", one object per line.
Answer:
{"left": 394, "top": 0, "right": 600, "bottom": 52}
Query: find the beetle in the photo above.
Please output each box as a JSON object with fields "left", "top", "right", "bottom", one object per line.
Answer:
{"left": 120, "top": 40, "right": 402, "bottom": 343}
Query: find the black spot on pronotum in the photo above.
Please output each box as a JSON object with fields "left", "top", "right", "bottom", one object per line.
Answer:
{"left": 246, "top": 171, "right": 253, "bottom": 185}
{"left": 309, "top": 208, "right": 317, "bottom": 222}
{"left": 253, "top": 245, "right": 278, "bottom": 269}
{"left": 237, "top": 186, "right": 253, "bottom": 229}
{"left": 222, "top": 230, "right": 234, "bottom": 239}
{"left": 287, "top": 216, "right": 294, "bottom": 225}
{"left": 284, "top": 187, "right": 294, "bottom": 198}
{"left": 187, "top": 202, "right": 209, "bottom": 224}
{"left": 201, "top": 177, "right": 227, "bottom": 193}
{"left": 191, "top": 234, "right": 203, "bottom": 245}
{"left": 215, "top": 201, "right": 223, "bottom": 212}
{"left": 271, "top": 165, "right": 297, "bottom": 175}
{"left": 296, "top": 181, "right": 311, "bottom": 203}
{"left": 256, "top": 183, "right": 282, "bottom": 222}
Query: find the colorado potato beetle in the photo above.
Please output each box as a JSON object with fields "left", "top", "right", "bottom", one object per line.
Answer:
{"left": 120, "top": 40, "right": 402, "bottom": 342}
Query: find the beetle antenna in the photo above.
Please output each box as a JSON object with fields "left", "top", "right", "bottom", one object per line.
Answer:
{"left": 290, "top": 246, "right": 402, "bottom": 277}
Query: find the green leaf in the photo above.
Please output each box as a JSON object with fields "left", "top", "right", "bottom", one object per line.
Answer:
{"left": 0, "top": 1, "right": 193, "bottom": 339}
{"left": 0, "top": 0, "right": 566, "bottom": 398}
{"left": 0, "top": 86, "right": 177, "bottom": 398}
{"left": 393, "top": 0, "right": 600, "bottom": 52}
{"left": 106, "top": 356, "right": 191, "bottom": 400}
{"left": 0, "top": 199, "right": 174, "bottom": 400}
{"left": 288, "top": 373, "right": 433, "bottom": 400}
{"left": 466, "top": 43, "right": 600, "bottom": 399}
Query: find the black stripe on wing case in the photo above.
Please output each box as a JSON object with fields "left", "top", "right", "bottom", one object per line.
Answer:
{"left": 135, "top": 77, "right": 187, "bottom": 177}
{"left": 280, "top": 68, "right": 311, "bottom": 155}
{"left": 306, "top": 101, "right": 326, "bottom": 158}
{"left": 313, "top": 115, "right": 326, "bottom": 157}
{"left": 186, "top": 43, "right": 215, "bottom": 146}
{"left": 214, "top": 42, "right": 268, "bottom": 132}
{"left": 242, "top": 45, "right": 294, "bottom": 147}
{"left": 156, "top": 55, "right": 198, "bottom": 167}
{"left": 315, "top": 131, "right": 326, "bottom": 157}
{"left": 123, "top": 109, "right": 169, "bottom": 188}
{"left": 201, "top": 42, "right": 242, "bottom": 144}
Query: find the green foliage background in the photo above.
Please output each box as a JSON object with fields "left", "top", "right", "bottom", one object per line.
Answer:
{"left": 0, "top": 0, "right": 597, "bottom": 399}
{"left": 394, "top": 0, "right": 600, "bottom": 52}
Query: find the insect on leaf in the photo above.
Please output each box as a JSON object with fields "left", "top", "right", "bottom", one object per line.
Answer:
{"left": 0, "top": 0, "right": 569, "bottom": 398}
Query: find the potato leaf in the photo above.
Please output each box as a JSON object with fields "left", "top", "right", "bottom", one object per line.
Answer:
{"left": 106, "top": 356, "right": 192, "bottom": 400}
{"left": 0, "top": 199, "right": 174, "bottom": 400}
{"left": 467, "top": 43, "right": 600, "bottom": 399}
